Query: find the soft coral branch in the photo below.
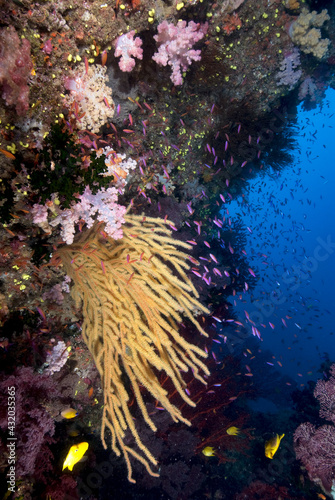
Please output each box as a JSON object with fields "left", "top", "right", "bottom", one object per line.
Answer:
{"left": 0, "top": 26, "right": 33, "bottom": 115}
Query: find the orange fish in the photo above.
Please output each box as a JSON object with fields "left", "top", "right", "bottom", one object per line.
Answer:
{"left": 101, "top": 50, "right": 107, "bottom": 66}
{"left": 0, "top": 148, "right": 15, "bottom": 159}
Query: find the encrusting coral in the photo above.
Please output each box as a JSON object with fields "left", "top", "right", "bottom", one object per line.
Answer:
{"left": 56, "top": 214, "right": 210, "bottom": 482}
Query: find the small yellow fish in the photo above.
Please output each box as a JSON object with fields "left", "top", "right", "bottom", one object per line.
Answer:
{"left": 265, "top": 434, "right": 285, "bottom": 459}
{"left": 62, "top": 442, "right": 89, "bottom": 471}
{"left": 226, "top": 426, "right": 240, "bottom": 436}
{"left": 61, "top": 408, "right": 78, "bottom": 419}
{"left": 202, "top": 446, "right": 216, "bottom": 457}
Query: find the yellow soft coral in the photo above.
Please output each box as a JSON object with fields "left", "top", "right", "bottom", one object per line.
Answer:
{"left": 290, "top": 8, "right": 330, "bottom": 59}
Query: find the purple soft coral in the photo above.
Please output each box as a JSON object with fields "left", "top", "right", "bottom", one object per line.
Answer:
{"left": 294, "top": 422, "right": 335, "bottom": 493}
{"left": 152, "top": 20, "right": 208, "bottom": 86}
{"left": 276, "top": 48, "right": 302, "bottom": 90}
{"left": 294, "top": 364, "right": 335, "bottom": 494}
{"left": 0, "top": 367, "right": 58, "bottom": 478}
{"left": 314, "top": 364, "right": 335, "bottom": 424}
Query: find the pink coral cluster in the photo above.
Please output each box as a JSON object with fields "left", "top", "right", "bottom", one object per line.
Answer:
{"left": 42, "top": 275, "right": 71, "bottom": 305}
{"left": 114, "top": 30, "right": 143, "bottom": 72}
{"left": 44, "top": 340, "right": 69, "bottom": 375}
{"left": 0, "top": 26, "right": 33, "bottom": 115}
{"left": 32, "top": 186, "right": 127, "bottom": 245}
{"left": 152, "top": 20, "right": 208, "bottom": 86}
{"left": 31, "top": 146, "right": 137, "bottom": 244}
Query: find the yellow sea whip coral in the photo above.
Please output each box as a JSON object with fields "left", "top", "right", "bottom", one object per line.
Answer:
{"left": 56, "top": 214, "right": 210, "bottom": 482}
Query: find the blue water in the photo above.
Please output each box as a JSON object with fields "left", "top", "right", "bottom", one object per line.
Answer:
{"left": 223, "top": 87, "right": 335, "bottom": 385}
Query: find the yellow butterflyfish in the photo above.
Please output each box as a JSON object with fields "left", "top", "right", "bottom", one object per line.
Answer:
{"left": 202, "top": 446, "right": 216, "bottom": 457}
{"left": 265, "top": 433, "right": 284, "bottom": 459}
{"left": 226, "top": 426, "right": 240, "bottom": 436}
{"left": 62, "top": 442, "right": 89, "bottom": 471}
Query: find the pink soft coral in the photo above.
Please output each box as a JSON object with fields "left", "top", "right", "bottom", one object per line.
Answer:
{"left": 0, "top": 26, "right": 33, "bottom": 115}
{"left": 32, "top": 186, "right": 127, "bottom": 245}
{"left": 152, "top": 20, "right": 208, "bottom": 86}
{"left": 114, "top": 30, "right": 143, "bottom": 72}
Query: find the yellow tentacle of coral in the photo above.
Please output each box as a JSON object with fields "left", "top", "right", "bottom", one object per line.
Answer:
{"left": 57, "top": 214, "right": 210, "bottom": 483}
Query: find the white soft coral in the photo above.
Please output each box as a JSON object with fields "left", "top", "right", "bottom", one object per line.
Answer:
{"left": 64, "top": 63, "right": 115, "bottom": 132}
{"left": 97, "top": 148, "right": 137, "bottom": 193}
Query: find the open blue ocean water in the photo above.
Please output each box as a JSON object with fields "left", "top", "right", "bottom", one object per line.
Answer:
{"left": 221, "top": 87, "right": 335, "bottom": 386}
